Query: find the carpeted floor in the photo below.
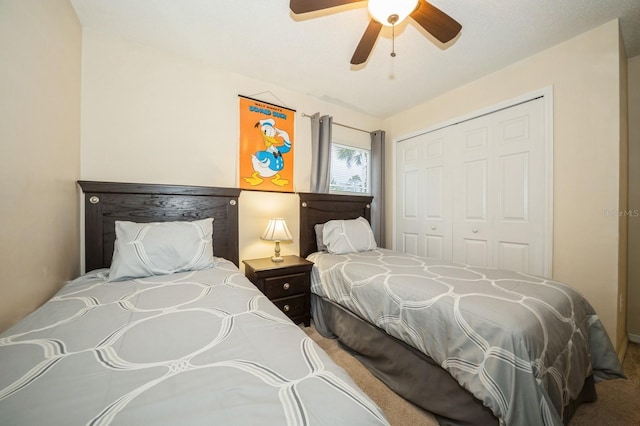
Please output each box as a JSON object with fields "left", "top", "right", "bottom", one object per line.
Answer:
{"left": 303, "top": 325, "right": 639, "bottom": 426}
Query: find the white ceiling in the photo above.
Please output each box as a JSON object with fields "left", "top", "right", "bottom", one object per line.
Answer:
{"left": 70, "top": 0, "right": 640, "bottom": 118}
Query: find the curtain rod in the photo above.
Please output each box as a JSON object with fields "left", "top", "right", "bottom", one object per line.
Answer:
{"left": 301, "top": 112, "right": 371, "bottom": 134}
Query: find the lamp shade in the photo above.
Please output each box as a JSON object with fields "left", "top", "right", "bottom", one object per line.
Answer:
{"left": 368, "top": 0, "right": 418, "bottom": 26}
{"left": 261, "top": 218, "right": 293, "bottom": 242}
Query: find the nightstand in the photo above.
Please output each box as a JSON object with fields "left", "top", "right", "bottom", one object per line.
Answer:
{"left": 243, "top": 255, "right": 313, "bottom": 326}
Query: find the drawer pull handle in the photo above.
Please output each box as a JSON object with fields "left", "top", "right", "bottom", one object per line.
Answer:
{"left": 283, "top": 282, "right": 290, "bottom": 290}
{"left": 283, "top": 305, "right": 290, "bottom": 312}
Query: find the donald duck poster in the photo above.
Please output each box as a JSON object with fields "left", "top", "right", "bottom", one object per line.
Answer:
{"left": 239, "top": 95, "right": 295, "bottom": 193}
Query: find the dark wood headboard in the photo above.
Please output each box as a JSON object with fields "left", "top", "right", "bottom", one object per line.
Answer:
{"left": 78, "top": 181, "right": 241, "bottom": 271}
{"left": 298, "top": 192, "right": 373, "bottom": 258}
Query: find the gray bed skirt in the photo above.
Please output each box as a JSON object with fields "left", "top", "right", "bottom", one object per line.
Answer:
{"left": 311, "top": 294, "right": 596, "bottom": 426}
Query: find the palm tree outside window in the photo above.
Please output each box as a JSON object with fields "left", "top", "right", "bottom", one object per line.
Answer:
{"left": 329, "top": 143, "right": 370, "bottom": 194}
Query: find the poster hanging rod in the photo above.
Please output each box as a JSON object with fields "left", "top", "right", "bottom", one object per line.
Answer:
{"left": 301, "top": 112, "right": 371, "bottom": 134}
{"left": 240, "top": 94, "right": 296, "bottom": 112}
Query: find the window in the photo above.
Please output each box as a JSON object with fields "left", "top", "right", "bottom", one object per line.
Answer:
{"left": 329, "top": 143, "right": 370, "bottom": 194}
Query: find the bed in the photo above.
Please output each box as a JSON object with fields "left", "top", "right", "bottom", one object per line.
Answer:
{"left": 0, "top": 181, "right": 388, "bottom": 426}
{"left": 298, "top": 192, "right": 625, "bottom": 426}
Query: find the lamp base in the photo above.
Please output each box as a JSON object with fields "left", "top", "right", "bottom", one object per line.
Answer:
{"left": 271, "top": 241, "right": 284, "bottom": 262}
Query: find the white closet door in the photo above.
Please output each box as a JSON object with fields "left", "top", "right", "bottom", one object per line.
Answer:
{"left": 492, "top": 99, "right": 546, "bottom": 274}
{"left": 396, "top": 136, "right": 422, "bottom": 255}
{"left": 421, "top": 131, "right": 453, "bottom": 260}
{"left": 396, "top": 129, "right": 453, "bottom": 259}
{"left": 451, "top": 119, "right": 494, "bottom": 267}
{"left": 396, "top": 97, "right": 549, "bottom": 276}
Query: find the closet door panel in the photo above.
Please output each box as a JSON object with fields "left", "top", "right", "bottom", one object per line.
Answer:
{"left": 452, "top": 120, "right": 492, "bottom": 267}
{"left": 397, "top": 138, "right": 422, "bottom": 256}
{"left": 498, "top": 242, "right": 530, "bottom": 272}
{"left": 424, "top": 163, "right": 448, "bottom": 259}
{"left": 397, "top": 131, "right": 453, "bottom": 260}
{"left": 422, "top": 133, "right": 452, "bottom": 260}
{"left": 464, "top": 159, "right": 488, "bottom": 220}
{"left": 499, "top": 152, "right": 529, "bottom": 221}
{"left": 399, "top": 161, "right": 420, "bottom": 255}
{"left": 463, "top": 239, "right": 489, "bottom": 266}
{"left": 493, "top": 99, "right": 545, "bottom": 275}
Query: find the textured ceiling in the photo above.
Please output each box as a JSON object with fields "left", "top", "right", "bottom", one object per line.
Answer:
{"left": 70, "top": 0, "right": 640, "bottom": 118}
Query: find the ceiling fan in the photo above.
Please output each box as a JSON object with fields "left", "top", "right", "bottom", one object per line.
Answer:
{"left": 290, "top": 0, "right": 462, "bottom": 65}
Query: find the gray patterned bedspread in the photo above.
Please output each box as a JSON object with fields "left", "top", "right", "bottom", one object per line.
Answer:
{"left": 0, "top": 259, "right": 388, "bottom": 425}
{"left": 308, "top": 249, "right": 625, "bottom": 426}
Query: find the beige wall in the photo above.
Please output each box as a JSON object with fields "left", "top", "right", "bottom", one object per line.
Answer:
{"left": 79, "top": 30, "right": 383, "bottom": 268}
{"left": 0, "top": 0, "right": 82, "bottom": 332}
{"left": 383, "top": 20, "right": 627, "bottom": 350}
{"left": 628, "top": 55, "right": 640, "bottom": 342}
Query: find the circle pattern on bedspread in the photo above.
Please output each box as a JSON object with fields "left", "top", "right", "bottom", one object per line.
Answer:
{"left": 112, "top": 311, "right": 226, "bottom": 363}
{"left": 122, "top": 282, "right": 208, "bottom": 310}
{"left": 0, "top": 264, "right": 388, "bottom": 426}
{"left": 308, "top": 248, "right": 622, "bottom": 426}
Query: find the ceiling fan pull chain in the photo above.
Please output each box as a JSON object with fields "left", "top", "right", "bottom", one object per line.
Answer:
{"left": 391, "top": 23, "right": 396, "bottom": 58}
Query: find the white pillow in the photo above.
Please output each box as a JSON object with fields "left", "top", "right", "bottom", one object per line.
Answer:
{"left": 322, "top": 217, "right": 377, "bottom": 254}
{"left": 108, "top": 218, "right": 215, "bottom": 282}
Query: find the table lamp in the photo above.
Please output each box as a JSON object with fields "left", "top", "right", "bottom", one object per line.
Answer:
{"left": 261, "top": 218, "right": 293, "bottom": 262}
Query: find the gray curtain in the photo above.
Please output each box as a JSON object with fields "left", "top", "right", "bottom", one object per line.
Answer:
{"left": 310, "top": 113, "right": 332, "bottom": 193}
{"left": 370, "top": 130, "right": 386, "bottom": 247}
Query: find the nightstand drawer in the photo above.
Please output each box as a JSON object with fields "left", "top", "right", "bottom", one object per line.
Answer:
{"left": 263, "top": 273, "right": 307, "bottom": 299}
{"left": 243, "top": 255, "right": 313, "bottom": 326}
{"left": 271, "top": 294, "right": 305, "bottom": 318}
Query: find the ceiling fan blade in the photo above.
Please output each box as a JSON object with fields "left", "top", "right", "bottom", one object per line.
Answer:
{"left": 290, "top": 0, "right": 364, "bottom": 14}
{"left": 410, "top": 0, "right": 462, "bottom": 43}
{"left": 350, "top": 19, "right": 383, "bottom": 65}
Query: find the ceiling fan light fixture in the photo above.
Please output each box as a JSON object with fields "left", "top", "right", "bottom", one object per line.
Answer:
{"left": 368, "top": 0, "right": 419, "bottom": 26}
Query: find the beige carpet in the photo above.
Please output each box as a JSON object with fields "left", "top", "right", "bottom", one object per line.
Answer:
{"left": 303, "top": 325, "right": 639, "bottom": 426}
